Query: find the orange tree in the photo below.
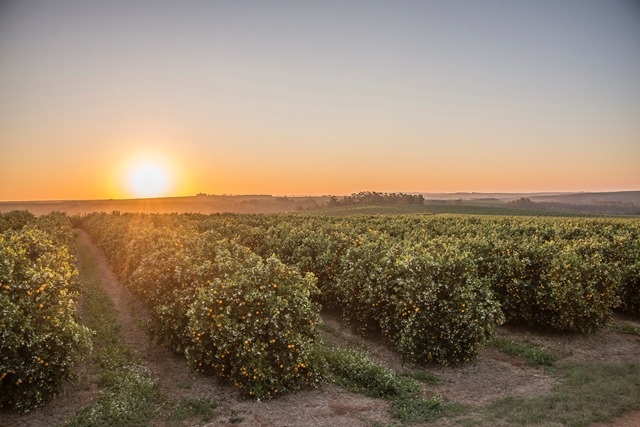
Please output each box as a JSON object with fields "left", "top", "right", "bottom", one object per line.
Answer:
{"left": 0, "top": 214, "right": 91, "bottom": 412}
{"left": 187, "top": 250, "right": 322, "bottom": 399}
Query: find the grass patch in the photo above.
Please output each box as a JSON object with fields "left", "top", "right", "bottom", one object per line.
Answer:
{"left": 609, "top": 322, "right": 640, "bottom": 337}
{"left": 228, "top": 409, "right": 245, "bottom": 424}
{"left": 167, "top": 398, "right": 218, "bottom": 424}
{"left": 319, "top": 346, "right": 420, "bottom": 398}
{"left": 402, "top": 370, "right": 440, "bottom": 386}
{"left": 391, "top": 395, "right": 463, "bottom": 424}
{"left": 318, "top": 345, "right": 458, "bottom": 424}
{"left": 63, "top": 241, "right": 159, "bottom": 427}
{"left": 65, "top": 234, "right": 227, "bottom": 427}
{"left": 477, "top": 363, "right": 640, "bottom": 427}
{"left": 64, "top": 364, "right": 157, "bottom": 427}
{"left": 490, "top": 337, "right": 558, "bottom": 367}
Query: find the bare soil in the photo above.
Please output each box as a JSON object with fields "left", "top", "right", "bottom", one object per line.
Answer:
{"left": 319, "top": 312, "right": 558, "bottom": 407}
{"left": 593, "top": 411, "right": 640, "bottom": 427}
{"left": 1, "top": 231, "right": 639, "bottom": 427}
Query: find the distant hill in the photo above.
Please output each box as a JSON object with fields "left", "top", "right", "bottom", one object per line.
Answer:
{"left": 419, "top": 192, "right": 567, "bottom": 201}
{"left": 1, "top": 191, "right": 638, "bottom": 216}
{"left": 418, "top": 191, "right": 640, "bottom": 216}
{"left": 0, "top": 195, "right": 330, "bottom": 216}
{"left": 527, "top": 191, "right": 640, "bottom": 205}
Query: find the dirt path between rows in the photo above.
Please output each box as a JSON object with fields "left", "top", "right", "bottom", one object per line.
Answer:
{"left": 2, "top": 230, "right": 639, "bottom": 427}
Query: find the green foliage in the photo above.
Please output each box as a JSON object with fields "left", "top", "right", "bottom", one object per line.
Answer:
{"left": 65, "top": 239, "right": 158, "bottom": 427}
{"left": 608, "top": 322, "right": 640, "bottom": 336}
{"left": 490, "top": 337, "right": 558, "bottom": 367}
{"left": 211, "top": 214, "right": 639, "bottom": 340}
{"left": 319, "top": 346, "right": 419, "bottom": 398}
{"left": 483, "top": 363, "right": 640, "bottom": 427}
{"left": 403, "top": 370, "right": 440, "bottom": 385}
{"left": 124, "top": 227, "right": 197, "bottom": 354}
{"left": 337, "top": 237, "right": 504, "bottom": 364}
{"left": 79, "top": 212, "right": 640, "bottom": 388}
{"left": 477, "top": 237, "right": 623, "bottom": 332}
{"left": 390, "top": 395, "right": 449, "bottom": 424}
{"left": 168, "top": 398, "right": 218, "bottom": 423}
{"left": 328, "top": 191, "right": 425, "bottom": 207}
{"left": 0, "top": 210, "right": 34, "bottom": 232}
{"left": 0, "top": 213, "right": 92, "bottom": 413}
{"left": 81, "top": 213, "right": 324, "bottom": 400}
{"left": 619, "top": 262, "right": 640, "bottom": 315}
{"left": 65, "top": 364, "right": 157, "bottom": 427}
{"left": 319, "top": 345, "right": 456, "bottom": 424}
{"left": 186, "top": 255, "right": 323, "bottom": 399}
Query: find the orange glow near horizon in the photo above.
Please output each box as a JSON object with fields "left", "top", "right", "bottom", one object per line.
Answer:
{"left": 0, "top": 2, "right": 639, "bottom": 202}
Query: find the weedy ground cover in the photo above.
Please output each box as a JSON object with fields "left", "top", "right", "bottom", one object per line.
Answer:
{"left": 463, "top": 363, "right": 640, "bottom": 427}
{"left": 64, "top": 238, "right": 220, "bottom": 427}
{"left": 64, "top": 243, "right": 159, "bottom": 427}
{"left": 317, "top": 344, "right": 460, "bottom": 425}
{"left": 490, "top": 337, "right": 558, "bottom": 367}
{"left": 609, "top": 322, "right": 640, "bottom": 337}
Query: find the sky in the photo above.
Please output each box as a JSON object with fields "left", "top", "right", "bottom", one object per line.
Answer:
{"left": 1, "top": 0, "right": 639, "bottom": 201}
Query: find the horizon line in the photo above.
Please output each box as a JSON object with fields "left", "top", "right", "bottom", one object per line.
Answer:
{"left": 1, "top": 189, "right": 639, "bottom": 204}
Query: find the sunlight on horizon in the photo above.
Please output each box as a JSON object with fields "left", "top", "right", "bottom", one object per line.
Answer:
{"left": 121, "top": 155, "right": 176, "bottom": 198}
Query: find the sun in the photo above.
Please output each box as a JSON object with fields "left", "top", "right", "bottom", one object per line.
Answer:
{"left": 126, "top": 160, "right": 172, "bottom": 198}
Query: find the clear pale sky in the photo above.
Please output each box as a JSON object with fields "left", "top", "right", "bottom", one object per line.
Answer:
{"left": 1, "top": 0, "right": 639, "bottom": 200}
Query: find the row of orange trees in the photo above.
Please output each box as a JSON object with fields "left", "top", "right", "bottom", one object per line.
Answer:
{"left": 0, "top": 212, "right": 91, "bottom": 412}
{"left": 81, "top": 213, "right": 323, "bottom": 399}
{"left": 79, "top": 213, "right": 639, "bottom": 397}
{"left": 208, "top": 216, "right": 640, "bottom": 322}
{"left": 189, "top": 214, "right": 639, "bottom": 351}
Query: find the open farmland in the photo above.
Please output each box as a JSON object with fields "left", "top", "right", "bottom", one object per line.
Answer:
{"left": 1, "top": 211, "right": 639, "bottom": 426}
{"left": 3, "top": 1, "right": 639, "bottom": 425}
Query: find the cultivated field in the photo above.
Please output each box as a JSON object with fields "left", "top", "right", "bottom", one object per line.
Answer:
{"left": 1, "top": 210, "right": 639, "bottom": 426}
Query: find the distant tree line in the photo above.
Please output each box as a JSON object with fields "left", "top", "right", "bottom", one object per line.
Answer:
{"left": 328, "top": 191, "right": 425, "bottom": 206}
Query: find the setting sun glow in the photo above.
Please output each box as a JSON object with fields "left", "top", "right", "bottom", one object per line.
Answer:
{"left": 126, "top": 160, "right": 172, "bottom": 198}
{"left": 0, "top": 1, "right": 638, "bottom": 203}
